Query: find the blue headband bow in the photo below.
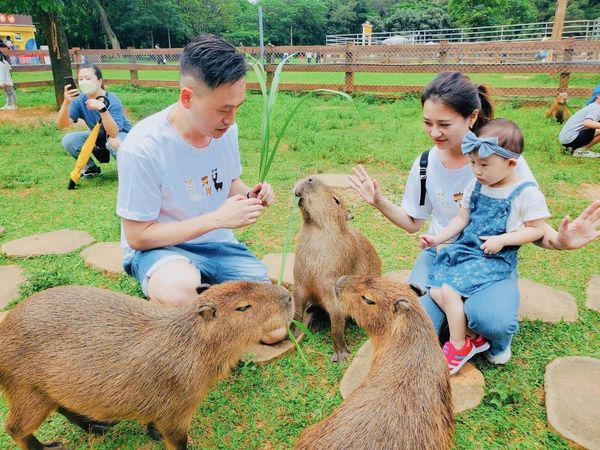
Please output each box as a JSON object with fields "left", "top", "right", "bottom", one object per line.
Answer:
{"left": 461, "top": 131, "right": 520, "bottom": 159}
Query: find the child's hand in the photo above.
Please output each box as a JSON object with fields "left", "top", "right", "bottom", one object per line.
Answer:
{"left": 419, "top": 234, "right": 438, "bottom": 249}
{"left": 480, "top": 235, "right": 505, "bottom": 254}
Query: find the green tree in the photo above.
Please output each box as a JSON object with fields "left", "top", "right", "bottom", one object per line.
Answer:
{"left": 449, "top": 0, "right": 537, "bottom": 28}
{"left": 262, "top": 0, "right": 328, "bottom": 45}
{"left": 385, "top": 1, "right": 455, "bottom": 31}
{"left": 4, "top": 0, "right": 72, "bottom": 106}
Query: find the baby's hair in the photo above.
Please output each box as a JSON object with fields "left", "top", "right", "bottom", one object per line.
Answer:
{"left": 476, "top": 118, "right": 524, "bottom": 155}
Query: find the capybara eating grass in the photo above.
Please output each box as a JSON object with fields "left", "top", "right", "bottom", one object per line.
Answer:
{"left": 293, "top": 176, "right": 382, "bottom": 362}
{"left": 295, "top": 276, "right": 453, "bottom": 450}
{"left": 0, "top": 282, "right": 294, "bottom": 450}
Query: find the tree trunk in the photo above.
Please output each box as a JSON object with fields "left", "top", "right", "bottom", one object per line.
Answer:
{"left": 90, "top": 0, "right": 121, "bottom": 50}
{"left": 39, "top": 11, "right": 72, "bottom": 108}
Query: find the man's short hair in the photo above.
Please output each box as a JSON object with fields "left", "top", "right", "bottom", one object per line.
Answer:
{"left": 180, "top": 34, "right": 247, "bottom": 89}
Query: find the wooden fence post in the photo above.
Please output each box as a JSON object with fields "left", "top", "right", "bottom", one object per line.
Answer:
{"left": 559, "top": 37, "right": 575, "bottom": 93}
{"left": 438, "top": 40, "right": 449, "bottom": 64}
{"left": 126, "top": 47, "right": 139, "bottom": 86}
{"left": 344, "top": 43, "right": 354, "bottom": 94}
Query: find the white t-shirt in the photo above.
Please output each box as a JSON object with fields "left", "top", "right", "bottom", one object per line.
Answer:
{"left": 559, "top": 102, "right": 600, "bottom": 145}
{"left": 116, "top": 105, "right": 242, "bottom": 261}
{"left": 401, "top": 147, "right": 537, "bottom": 235}
{"left": 461, "top": 179, "right": 550, "bottom": 232}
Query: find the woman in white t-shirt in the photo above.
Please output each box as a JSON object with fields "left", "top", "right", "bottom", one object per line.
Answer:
{"left": 349, "top": 71, "right": 600, "bottom": 365}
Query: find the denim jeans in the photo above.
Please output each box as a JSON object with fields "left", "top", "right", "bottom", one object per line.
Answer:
{"left": 61, "top": 130, "right": 126, "bottom": 170}
{"left": 124, "top": 241, "right": 270, "bottom": 296}
{"left": 409, "top": 248, "right": 519, "bottom": 357}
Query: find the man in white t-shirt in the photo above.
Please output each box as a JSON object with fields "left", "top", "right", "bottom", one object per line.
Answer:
{"left": 559, "top": 87, "right": 600, "bottom": 158}
{"left": 116, "top": 34, "right": 283, "bottom": 342}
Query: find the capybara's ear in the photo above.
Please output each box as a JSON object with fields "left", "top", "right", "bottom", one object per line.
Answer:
{"left": 393, "top": 298, "right": 410, "bottom": 313}
{"left": 198, "top": 302, "right": 217, "bottom": 321}
{"left": 346, "top": 208, "right": 354, "bottom": 221}
{"left": 196, "top": 284, "right": 211, "bottom": 295}
{"left": 408, "top": 284, "right": 425, "bottom": 297}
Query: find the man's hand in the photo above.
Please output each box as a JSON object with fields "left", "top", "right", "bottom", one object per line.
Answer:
{"left": 554, "top": 200, "right": 600, "bottom": 250}
{"left": 480, "top": 235, "right": 505, "bottom": 254}
{"left": 419, "top": 234, "right": 439, "bottom": 249}
{"left": 247, "top": 182, "right": 275, "bottom": 206}
{"left": 348, "top": 165, "right": 384, "bottom": 206}
{"left": 215, "top": 195, "right": 264, "bottom": 229}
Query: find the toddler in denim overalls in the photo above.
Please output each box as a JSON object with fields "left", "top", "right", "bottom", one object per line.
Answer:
{"left": 420, "top": 119, "right": 550, "bottom": 374}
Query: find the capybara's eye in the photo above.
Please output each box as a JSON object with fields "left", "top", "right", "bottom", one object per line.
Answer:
{"left": 333, "top": 197, "right": 340, "bottom": 205}
{"left": 236, "top": 305, "right": 252, "bottom": 312}
{"left": 361, "top": 295, "right": 375, "bottom": 305}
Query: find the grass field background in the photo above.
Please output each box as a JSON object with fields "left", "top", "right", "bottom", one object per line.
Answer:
{"left": 0, "top": 84, "right": 599, "bottom": 449}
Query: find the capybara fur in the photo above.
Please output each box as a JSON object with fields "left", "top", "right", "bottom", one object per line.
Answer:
{"left": 293, "top": 176, "right": 382, "bottom": 362}
{"left": 545, "top": 92, "right": 571, "bottom": 124}
{"left": 295, "top": 276, "right": 453, "bottom": 450}
{"left": 0, "top": 282, "right": 293, "bottom": 450}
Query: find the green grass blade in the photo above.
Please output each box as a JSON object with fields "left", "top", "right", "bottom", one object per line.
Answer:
{"left": 292, "top": 319, "right": 315, "bottom": 340}
{"left": 277, "top": 197, "right": 298, "bottom": 286}
{"left": 287, "top": 326, "right": 308, "bottom": 365}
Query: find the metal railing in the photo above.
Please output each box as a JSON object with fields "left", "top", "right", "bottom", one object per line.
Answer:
{"left": 327, "top": 18, "right": 600, "bottom": 46}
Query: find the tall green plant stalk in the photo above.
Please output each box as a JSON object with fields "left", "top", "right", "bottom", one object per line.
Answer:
{"left": 247, "top": 53, "right": 353, "bottom": 183}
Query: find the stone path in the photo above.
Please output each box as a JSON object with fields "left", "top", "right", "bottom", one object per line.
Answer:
{"left": 586, "top": 275, "right": 600, "bottom": 313}
{"left": 340, "top": 339, "right": 485, "bottom": 413}
{"left": 313, "top": 173, "right": 352, "bottom": 189}
{"left": 0, "top": 265, "right": 27, "bottom": 324}
{"left": 243, "top": 333, "right": 305, "bottom": 365}
{"left": 545, "top": 356, "right": 600, "bottom": 449}
{"left": 518, "top": 279, "right": 578, "bottom": 323}
{"left": 262, "top": 253, "right": 295, "bottom": 288}
{"left": 0, "top": 230, "right": 95, "bottom": 257}
{"left": 81, "top": 242, "right": 124, "bottom": 275}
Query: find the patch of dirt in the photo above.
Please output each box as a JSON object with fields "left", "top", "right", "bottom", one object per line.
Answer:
{"left": 0, "top": 105, "right": 57, "bottom": 126}
{"left": 582, "top": 183, "right": 600, "bottom": 201}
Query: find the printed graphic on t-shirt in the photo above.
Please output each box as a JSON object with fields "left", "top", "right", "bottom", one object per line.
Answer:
{"left": 212, "top": 168, "right": 224, "bottom": 191}
{"left": 453, "top": 192, "right": 463, "bottom": 203}
{"left": 201, "top": 176, "right": 212, "bottom": 196}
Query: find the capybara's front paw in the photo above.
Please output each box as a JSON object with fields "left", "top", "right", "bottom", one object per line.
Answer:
{"left": 331, "top": 348, "right": 349, "bottom": 363}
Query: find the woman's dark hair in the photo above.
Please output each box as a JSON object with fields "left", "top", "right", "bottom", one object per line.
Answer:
{"left": 477, "top": 118, "right": 524, "bottom": 155}
{"left": 180, "top": 33, "right": 247, "bottom": 89}
{"left": 79, "top": 63, "right": 105, "bottom": 89}
{"left": 421, "top": 72, "right": 493, "bottom": 131}
{"left": 0, "top": 52, "right": 5, "bottom": 63}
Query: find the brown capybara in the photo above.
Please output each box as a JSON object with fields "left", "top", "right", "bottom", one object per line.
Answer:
{"left": 293, "top": 176, "right": 382, "bottom": 363}
{"left": 0, "top": 282, "right": 294, "bottom": 450}
{"left": 545, "top": 92, "right": 572, "bottom": 124}
{"left": 295, "top": 276, "right": 453, "bottom": 450}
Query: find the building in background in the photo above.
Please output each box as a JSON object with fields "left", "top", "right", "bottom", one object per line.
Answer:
{"left": 0, "top": 13, "right": 37, "bottom": 50}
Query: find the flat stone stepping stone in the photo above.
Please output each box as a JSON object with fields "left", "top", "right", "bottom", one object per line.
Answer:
{"left": 518, "top": 279, "right": 578, "bottom": 323}
{"left": 0, "top": 230, "right": 95, "bottom": 257}
{"left": 383, "top": 270, "right": 411, "bottom": 284}
{"left": 262, "top": 253, "right": 295, "bottom": 288}
{"left": 243, "top": 333, "right": 304, "bottom": 364}
{"left": 340, "top": 339, "right": 484, "bottom": 413}
{"left": 313, "top": 173, "right": 352, "bottom": 189}
{"left": 81, "top": 242, "right": 124, "bottom": 275}
{"left": 0, "top": 265, "right": 27, "bottom": 308}
{"left": 545, "top": 356, "right": 600, "bottom": 449}
{"left": 586, "top": 275, "right": 600, "bottom": 313}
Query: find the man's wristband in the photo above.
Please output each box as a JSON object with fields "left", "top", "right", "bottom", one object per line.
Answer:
{"left": 99, "top": 106, "right": 108, "bottom": 113}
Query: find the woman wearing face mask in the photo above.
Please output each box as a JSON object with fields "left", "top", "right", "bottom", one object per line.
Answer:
{"left": 57, "top": 64, "right": 132, "bottom": 177}
{"left": 349, "top": 71, "right": 600, "bottom": 366}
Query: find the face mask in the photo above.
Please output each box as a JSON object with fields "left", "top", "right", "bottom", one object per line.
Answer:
{"left": 79, "top": 79, "right": 98, "bottom": 95}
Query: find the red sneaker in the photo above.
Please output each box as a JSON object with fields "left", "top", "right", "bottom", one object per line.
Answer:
{"left": 443, "top": 340, "right": 477, "bottom": 375}
{"left": 469, "top": 335, "right": 490, "bottom": 354}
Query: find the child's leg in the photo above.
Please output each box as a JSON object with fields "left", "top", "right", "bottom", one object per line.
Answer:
{"left": 6, "top": 86, "right": 16, "bottom": 106}
{"left": 439, "top": 284, "right": 467, "bottom": 350}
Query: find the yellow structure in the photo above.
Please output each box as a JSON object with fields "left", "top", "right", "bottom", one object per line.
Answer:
{"left": 361, "top": 20, "right": 373, "bottom": 45}
{"left": 0, "top": 13, "right": 37, "bottom": 50}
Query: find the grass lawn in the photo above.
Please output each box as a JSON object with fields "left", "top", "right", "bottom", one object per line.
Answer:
{"left": 0, "top": 84, "right": 599, "bottom": 449}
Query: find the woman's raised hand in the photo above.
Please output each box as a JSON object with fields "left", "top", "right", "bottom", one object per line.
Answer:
{"left": 348, "top": 165, "right": 383, "bottom": 206}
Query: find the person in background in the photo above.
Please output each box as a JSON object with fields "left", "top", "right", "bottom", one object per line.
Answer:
{"left": 57, "top": 64, "right": 131, "bottom": 177}
{"left": 559, "top": 84, "right": 600, "bottom": 158}
{"left": 0, "top": 49, "right": 16, "bottom": 110}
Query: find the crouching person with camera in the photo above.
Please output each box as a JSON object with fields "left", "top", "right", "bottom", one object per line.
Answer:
{"left": 57, "top": 64, "right": 132, "bottom": 177}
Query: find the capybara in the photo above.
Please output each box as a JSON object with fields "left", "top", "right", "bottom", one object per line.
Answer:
{"left": 545, "top": 92, "right": 572, "bottom": 124}
{"left": 295, "top": 276, "right": 453, "bottom": 450}
{"left": 293, "top": 176, "right": 382, "bottom": 362}
{"left": 0, "top": 282, "right": 294, "bottom": 450}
